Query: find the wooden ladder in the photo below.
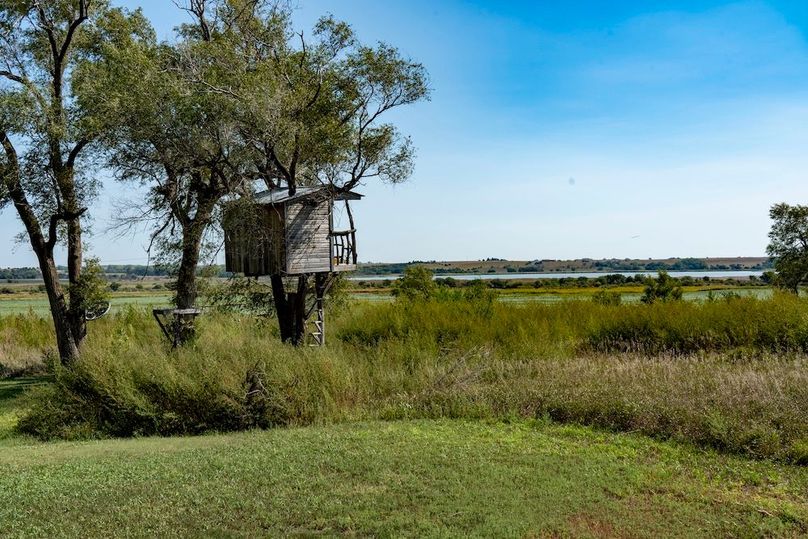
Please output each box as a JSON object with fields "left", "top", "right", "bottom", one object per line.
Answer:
{"left": 308, "top": 299, "right": 325, "bottom": 346}
{"left": 305, "top": 274, "right": 333, "bottom": 347}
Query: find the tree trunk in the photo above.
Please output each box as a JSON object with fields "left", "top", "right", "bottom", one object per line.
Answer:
{"left": 175, "top": 200, "right": 216, "bottom": 310}
{"left": 35, "top": 246, "right": 80, "bottom": 364}
{"left": 271, "top": 274, "right": 309, "bottom": 345}
{"left": 66, "top": 216, "right": 86, "bottom": 345}
{"left": 175, "top": 226, "right": 205, "bottom": 310}
{"left": 170, "top": 201, "right": 215, "bottom": 345}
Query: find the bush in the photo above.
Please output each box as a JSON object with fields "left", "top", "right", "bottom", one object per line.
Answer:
{"left": 69, "top": 257, "right": 110, "bottom": 312}
{"left": 592, "top": 289, "right": 622, "bottom": 306}
{"left": 392, "top": 266, "right": 436, "bottom": 301}
{"left": 641, "top": 271, "right": 682, "bottom": 304}
{"left": 11, "top": 296, "right": 808, "bottom": 462}
{"left": 17, "top": 311, "right": 345, "bottom": 438}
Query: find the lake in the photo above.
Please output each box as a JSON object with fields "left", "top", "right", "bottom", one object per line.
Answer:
{"left": 350, "top": 270, "right": 766, "bottom": 281}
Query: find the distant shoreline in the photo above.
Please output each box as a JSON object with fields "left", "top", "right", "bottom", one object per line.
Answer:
{"left": 1, "top": 256, "right": 773, "bottom": 281}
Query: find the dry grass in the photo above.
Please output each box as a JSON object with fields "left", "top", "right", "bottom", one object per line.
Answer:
{"left": 5, "top": 296, "right": 806, "bottom": 463}
{"left": 0, "top": 317, "right": 52, "bottom": 377}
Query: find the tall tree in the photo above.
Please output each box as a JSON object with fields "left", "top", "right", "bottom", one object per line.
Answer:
{"left": 0, "top": 1, "right": 150, "bottom": 363}
{"left": 106, "top": 0, "right": 429, "bottom": 344}
{"left": 767, "top": 203, "right": 808, "bottom": 294}
{"left": 101, "top": 1, "right": 262, "bottom": 311}
{"left": 208, "top": 4, "right": 430, "bottom": 343}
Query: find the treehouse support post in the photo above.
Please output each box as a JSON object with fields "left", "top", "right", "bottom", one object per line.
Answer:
{"left": 223, "top": 186, "right": 362, "bottom": 346}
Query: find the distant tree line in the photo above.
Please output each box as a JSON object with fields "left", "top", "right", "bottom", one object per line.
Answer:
{"left": 354, "top": 272, "right": 769, "bottom": 291}
{"left": 355, "top": 258, "right": 773, "bottom": 276}
{"left": 1, "top": 265, "right": 233, "bottom": 281}
{"left": 0, "top": 267, "right": 40, "bottom": 280}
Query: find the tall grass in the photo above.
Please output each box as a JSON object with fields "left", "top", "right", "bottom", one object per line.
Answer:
{"left": 0, "top": 313, "right": 53, "bottom": 377}
{"left": 7, "top": 295, "right": 808, "bottom": 462}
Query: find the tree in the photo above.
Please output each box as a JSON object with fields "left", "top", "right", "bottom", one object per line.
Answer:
{"left": 97, "top": 3, "right": 251, "bottom": 312}
{"left": 392, "top": 266, "right": 436, "bottom": 301}
{"left": 766, "top": 203, "right": 808, "bottom": 294}
{"left": 229, "top": 8, "right": 429, "bottom": 343}
{"left": 641, "top": 271, "right": 683, "bottom": 304}
{"left": 0, "top": 1, "right": 150, "bottom": 363}
{"left": 105, "top": 0, "right": 429, "bottom": 344}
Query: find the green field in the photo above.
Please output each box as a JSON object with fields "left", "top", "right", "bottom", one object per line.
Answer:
{"left": 0, "top": 295, "right": 172, "bottom": 316}
{"left": 0, "top": 277, "right": 774, "bottom": 315}
{"left": 3, "top": 293, "right": 808, "bottom": 536}
{"left": 0, "top": 376, "right": 805, "bottom": 537}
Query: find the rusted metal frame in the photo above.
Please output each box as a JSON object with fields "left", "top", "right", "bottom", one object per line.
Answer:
{"left": 152, "top": 309, "right": 173, "bottom": 343}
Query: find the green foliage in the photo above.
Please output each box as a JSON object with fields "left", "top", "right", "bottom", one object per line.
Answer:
{"left": 641, "top": 271, "right": 683, "bottom": 304}
{"left": 68, "top": 257, "right": 110, "bottom": 312}
{"left": 459, "top": 280, "right": 497, "bottom": 303}
{"left": 392, "top": 266, "right": 437, "bottom": 301}
{"left": 592, "top": 289, "right": 622, "bottom": 306}
{"left": 201, "top": 276, "right": 275, "bottom": 317}
{"left": 10, "top": 295, "right": 808, "bottom": 462}
{"left": 0, "top": 267, "right": 39, "bottom": 280}
{"left": 17, "top": 310, "right": 345, "bottom": 438}
{"left": 0, "top": 0, "right": 154, "bottom": 231}
{"left": 767, "top": 202, "right": 808, "bottom": 293}
{"left": 94, "top": 2, "right": 429, "bottom": 314}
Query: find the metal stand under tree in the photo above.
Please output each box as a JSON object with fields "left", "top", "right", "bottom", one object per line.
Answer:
{"left": 153, "top": 308, "right": 203, "bottom": 348}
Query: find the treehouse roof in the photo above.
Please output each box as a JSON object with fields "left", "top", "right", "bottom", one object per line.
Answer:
{"left": 253, "top": 186, "right": 363, "bottom": 206}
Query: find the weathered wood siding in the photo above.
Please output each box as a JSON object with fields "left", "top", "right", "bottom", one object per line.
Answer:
{"left": 224, "top": 205, "right": 285, "bottom": 276}
{"left": 285, "top": 199, "right": 332, "bottom": 274}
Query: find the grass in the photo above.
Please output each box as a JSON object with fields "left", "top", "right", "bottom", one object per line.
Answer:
{"left": 2, "top": 294, "right": 808, "bottom": 536}
{"left": 0, "top": 418, "right": 806, "bottom": 537}
{"left": 0, "top": 377, "right": 45, "bottom": 440}
{"left": 8, "top": 295, "right": 808, "bottom": 462}
{"left": 0, "top": 294, "right": 172, "bottom": 316}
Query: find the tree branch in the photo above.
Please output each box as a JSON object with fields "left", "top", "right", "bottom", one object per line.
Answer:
{"left": 33, "top": 3, "right": 60, "bottom": 69}
{"left": 0, "top": 131, "right": 45, "bottom": 249}
{"left": 66, "top": 138, "right": 91, "bottom": 169}
{"left": 46, "top": 207, "right": 87, "bottom": 252}
{"left": 57, "top": 0, "right": 89, "bottom": 66}
{"left": 0, "top": 70, "right": 48, "bottom": 110}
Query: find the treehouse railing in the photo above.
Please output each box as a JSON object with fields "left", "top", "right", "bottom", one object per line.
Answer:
{"left": 331, "top": 229, "right": 357, "bottom": 267}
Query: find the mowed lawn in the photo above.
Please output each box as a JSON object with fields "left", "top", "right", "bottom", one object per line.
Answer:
{"left": 0, "top": 380, "right": 806, "bottom": 538}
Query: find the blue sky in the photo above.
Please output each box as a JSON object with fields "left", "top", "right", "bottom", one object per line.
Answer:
{"left": 4, "top": 0, "right": 808, "bottom": 266}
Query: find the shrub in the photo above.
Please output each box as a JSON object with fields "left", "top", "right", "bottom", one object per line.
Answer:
{"left": 11, "top": 296, "right": 808, "bottom": 462}
{"left": 592, "top": 289, "right": 622, "bottom": 306}
{"left": 641, "top": 271, "right": 682, "bottom": 304}
{"left": 17, "top": 312, "right": 346, "bottom": 438}
{"left": 69, "top": 257, "right": 110, "bottom": 312}
{"left": 392, "top": 266, "right": 436, "bottom": 301}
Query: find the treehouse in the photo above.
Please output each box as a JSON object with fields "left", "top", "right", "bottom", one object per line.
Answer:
{"left": 223, "top": 186, "right": 362, "bottom": 277}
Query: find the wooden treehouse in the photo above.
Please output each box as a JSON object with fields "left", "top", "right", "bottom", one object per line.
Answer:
{"left": 223, "top": 186, "right": 362, "bottom": 345}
